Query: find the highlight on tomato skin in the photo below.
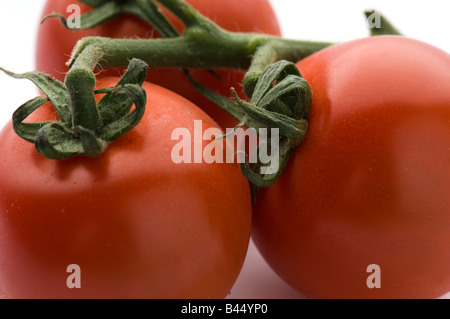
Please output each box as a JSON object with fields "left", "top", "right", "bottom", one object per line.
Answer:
{"left": 35, "top": 0, "right": 282, "bottom": 130}
{"left": 251, "top": 36, "right": 450, "bottom": 299}
{"left": 0, "top": 78, "right": 253, "bottom": 299}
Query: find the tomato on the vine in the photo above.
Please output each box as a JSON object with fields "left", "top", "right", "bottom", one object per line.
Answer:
{"left": 252, "top": 36, "right": 450, "bottom": 299}
{"left": 0, "top": 77, "right": 252, "bottom": 298}
{"left": 35, "top": 0, "right": 281, "bottom": 129}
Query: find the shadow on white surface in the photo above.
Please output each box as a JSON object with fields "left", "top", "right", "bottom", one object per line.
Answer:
{"left": 229, "top": 239, "right": 450, "bottom": 300}
{"left": 227, "top": 239, "right": 306, "bottom": 299}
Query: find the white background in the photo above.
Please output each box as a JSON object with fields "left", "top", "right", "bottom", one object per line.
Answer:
{"left": 0, "top": 0, "right": 449, "bottom": 299}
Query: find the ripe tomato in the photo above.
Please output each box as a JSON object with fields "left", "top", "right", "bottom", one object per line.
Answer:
{"left": 0, "top": 77, "right": 252, "bottom": 298}
{"left": 35, "top": 0, "right": 281, "bottom": 129}
{"left": 252, "top": 36, "right": 450, "bottom": 299}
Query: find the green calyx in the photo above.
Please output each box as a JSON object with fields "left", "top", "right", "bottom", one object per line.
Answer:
{"left": 187, "top": 60, "right": 312, "bottom": 189}
{"left": 43, "top": 0, "right": 179, "bottom": 38}
{"left": 235, "top": 60, "right": 312, "bottom": 188}
{"left": 0, "top": 59, "right": 148, "bottom": 160}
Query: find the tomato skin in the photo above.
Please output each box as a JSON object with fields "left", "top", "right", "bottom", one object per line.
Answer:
{"left": 252, "top": 36, "right": 450, "bottom": 299}
{"left": 0, "top": 78, "right": 252, "bottom": 299}
{"left": 35, "top": 0, "right": 281, "bottom": 129}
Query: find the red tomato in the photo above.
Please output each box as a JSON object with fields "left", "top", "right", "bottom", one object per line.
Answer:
{"left": 35, "top": 0, "right": 281, "bottom": 129}
{"left": 252, "top": 36, "right": 450, "bottom": 299}
{"left": 0, "top": 77, "right": 252, "bottom": 298}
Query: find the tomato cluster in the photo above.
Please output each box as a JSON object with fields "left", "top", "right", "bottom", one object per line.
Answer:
{"left": 0, "top": 0, "right": 279, "bottom": 299}
{"left": 1, "top": 0, "right": 450, "bottom": 300}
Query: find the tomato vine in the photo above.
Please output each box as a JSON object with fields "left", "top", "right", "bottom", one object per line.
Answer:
{"left": 1, "top": 0, "right": 397, "bottom": 187}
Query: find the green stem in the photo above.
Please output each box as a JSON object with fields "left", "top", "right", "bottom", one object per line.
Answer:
{"left": 65, "top": 68, "right": 102, "bottom": 133}
{"left": 65, "top": 45, "right": 105, "bottom": 133}
{"left": 64, "top": 1, "right": 331, "bottom": 70}
{"left": 66, "top": 0, "right": 331, "bottom": 73}
{"left": 69, "top": 33, "right": 331, "bottom": 71}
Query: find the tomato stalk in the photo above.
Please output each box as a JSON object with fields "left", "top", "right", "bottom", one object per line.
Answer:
{"left": 65, "top": 52, "right": 102, "bottom": 133}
